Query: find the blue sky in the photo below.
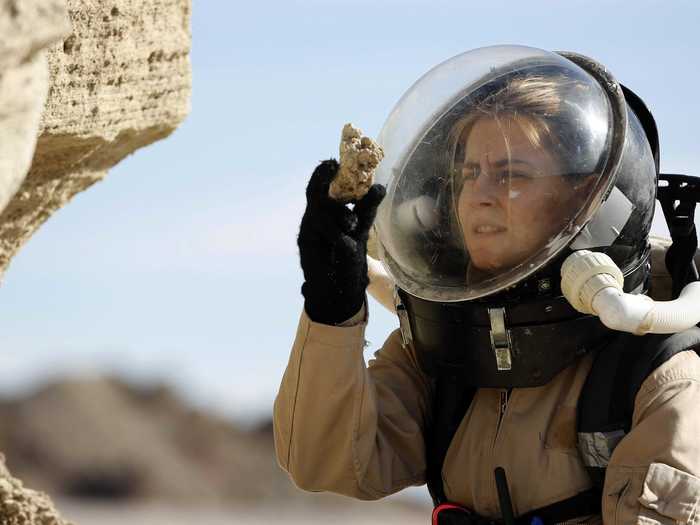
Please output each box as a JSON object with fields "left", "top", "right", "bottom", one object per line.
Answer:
{"left": 0, "top": 1, "right": 698, "bottom": 422}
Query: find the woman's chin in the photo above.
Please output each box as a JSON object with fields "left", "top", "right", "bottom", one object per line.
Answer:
{"left": 470, "top": 256, "right": 505, "bottom": 273}
{"left": 467, "top": 238, "right": 522, "bottom": 274}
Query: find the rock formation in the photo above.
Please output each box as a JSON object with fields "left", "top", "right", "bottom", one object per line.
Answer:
{"left": 0, "top": 0, "right": 192, "bottom": 277}
{"left": 0, "top": 0, "right": 192, "bottom": 522}
{"left": 0, "top": 0, "right": 71, "bottom": 241}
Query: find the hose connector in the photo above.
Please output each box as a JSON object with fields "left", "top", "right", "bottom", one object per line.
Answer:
{"left": 561, "top": 250, "right": 624, "bottom": 314}
{"left": 562, "top": 250, "right": 700, "bottom": 335}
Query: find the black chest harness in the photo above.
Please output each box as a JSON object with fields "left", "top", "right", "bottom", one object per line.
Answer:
{"left": 425, "top": 327, "right": 700, "bottom": 525}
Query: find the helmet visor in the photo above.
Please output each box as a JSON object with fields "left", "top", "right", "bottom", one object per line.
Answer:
{"left": 375, "top": 46, "right": 618, "bottom": 301}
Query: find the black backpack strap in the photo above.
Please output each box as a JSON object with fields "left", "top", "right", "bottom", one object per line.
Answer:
{"left": 516, "top": 488, "right": 601, "bottom": 524}
{"left": 578, "top": 327, "right": 700, "bottom": 489}
{"left": 577, "top": 332, "right": 637, "bottom": 487}
{"left": 427, "top": 369, "right": 476, "bottom": 505}
{"left": 626, "top": 328, "right": 700, "bottom": 412}
{"left": 657, "top": 173, "right": 700, "bottom": 298}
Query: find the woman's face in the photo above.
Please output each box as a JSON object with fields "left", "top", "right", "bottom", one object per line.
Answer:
{"left": 457, "top": 116, "right": 587, "bottom": 273}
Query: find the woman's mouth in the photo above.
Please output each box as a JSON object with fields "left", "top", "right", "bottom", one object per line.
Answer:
{"left": 473, "top": 224, "right": 506, "bottom": 234}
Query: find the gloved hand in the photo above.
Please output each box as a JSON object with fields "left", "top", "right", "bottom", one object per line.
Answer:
{"left": 298, "top": 159, "right": 386, "bottom": 325}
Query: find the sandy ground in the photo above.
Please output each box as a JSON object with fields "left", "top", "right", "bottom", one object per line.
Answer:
{"left": 57, "top": 499, "right": 430, "bottom": 525}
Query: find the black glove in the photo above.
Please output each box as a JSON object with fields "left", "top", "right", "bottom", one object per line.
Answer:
{"left": 298, "top": 159, "right": 386, "bottom": 325}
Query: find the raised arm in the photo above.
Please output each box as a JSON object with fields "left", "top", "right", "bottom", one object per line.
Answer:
{"left": 274, "top": 313, "right": 432, "bottom": 499}
{"left": 274, "top": 157, "right": 432, "bottom": 499}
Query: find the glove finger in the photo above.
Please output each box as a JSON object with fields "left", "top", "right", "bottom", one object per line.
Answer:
{"left": 298, "top": 228, "right": 337, "bottom": 282}
{"left": 306, "top": 159, "right": 340, "bottom": 206}
{"left": 306, "top": 159, "right": 362, "bottom": 232}
{"left": 303, "top": 203, "right": 357, "bottom": 242}
{"left": 326, "top": 201, "right": 358, "bottom": 235}
{"left": 335, "top": 234, "right": 358, "bottom": 259}
{"left": 299, "top": 213, "right": 343, "bottom": 252}
{"left": 354, "top": 184, "right": 386, "bottom": 237}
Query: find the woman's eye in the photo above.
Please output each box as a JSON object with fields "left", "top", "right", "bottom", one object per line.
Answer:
{"left": 504, "top": 171, "right": 532, "bottom": 181}
{"left": 492, "top": 171, "right": 532, "bottom": 185}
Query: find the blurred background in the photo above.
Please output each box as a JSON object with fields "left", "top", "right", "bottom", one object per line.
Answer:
{"left": 0, "top": 1, "right": 699, "bottom": 523}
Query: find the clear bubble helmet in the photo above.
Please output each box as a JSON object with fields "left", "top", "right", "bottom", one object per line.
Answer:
{"left": 374, "top": 45, "right": 656, "bottom": 302}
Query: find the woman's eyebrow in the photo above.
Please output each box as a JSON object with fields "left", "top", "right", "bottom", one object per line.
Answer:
{"left": 462, "top": 159, "right": 535, "bottom": 169}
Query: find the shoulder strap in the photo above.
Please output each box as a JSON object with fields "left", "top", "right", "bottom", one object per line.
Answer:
{"left": 426, "top": 369, "right": 476, "bottom": 506}
{"left": 577, "top": 327, "right": 700, "bottom": 488}
{"left": 626, "top": 328, "right": 700, "bottom": 409}
{"left": 657, "top": 173, "right": 700, "bottom": 298}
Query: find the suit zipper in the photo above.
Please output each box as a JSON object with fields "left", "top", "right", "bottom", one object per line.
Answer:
{"left": 495, "top": 389, "right": 510, "bottom": 439}
{"left": 492, "top": 388, "right": 512, "bottom": 516}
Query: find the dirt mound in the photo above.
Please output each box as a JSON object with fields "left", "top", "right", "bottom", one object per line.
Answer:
{"left": 0, "top": 377, "right": 297, "bottom": 503}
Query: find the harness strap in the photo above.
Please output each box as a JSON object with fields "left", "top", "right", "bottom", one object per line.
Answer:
{"left": 426, "top": 370, "right": 476, "bottom": 505}
{"left": 516, "top": 488, "right": 601, "bottom": 524}
{"left": 432, "top": 488, "right": 601, "bottom": 525}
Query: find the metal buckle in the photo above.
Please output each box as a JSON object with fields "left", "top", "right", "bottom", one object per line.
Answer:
{"left": 395, "top": 288, "right": 413, "bottom": 347}
{"left": 488, "top": 307, "right": 512, "bottom": 371}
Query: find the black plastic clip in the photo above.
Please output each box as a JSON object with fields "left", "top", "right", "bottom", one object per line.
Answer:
{"left": 657, "top": 174, "right": 700, "bottom": 298}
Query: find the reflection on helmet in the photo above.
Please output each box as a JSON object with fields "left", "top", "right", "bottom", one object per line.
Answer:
{"left": 375, "top": 46, "right": 656, "bottom": 302}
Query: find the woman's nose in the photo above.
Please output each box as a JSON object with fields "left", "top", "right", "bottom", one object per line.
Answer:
{"left": 471, "top": 154, "right": 500, "bottom": 206}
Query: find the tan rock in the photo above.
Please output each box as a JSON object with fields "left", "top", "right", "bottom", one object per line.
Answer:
{"left": 0, "top": 0, "right": 70, "bottom": 70}
{"left": 0, "top": 54, "right": 51, "bottom": 222}
{"left": 0, "top": 0, "right": 192, "bottom": 276}
{"left": 0, "top": 454, "right": 72, "bottom": 525}
{"left": 0, "top": 0, "right": 71, "bottom": 238}
{"left": 328, "top": 123, "right": 384, "bottom": 203}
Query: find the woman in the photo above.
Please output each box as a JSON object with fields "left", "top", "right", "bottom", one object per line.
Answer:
{"left": 274, "top": 46, "right": 700, "bottom": 524}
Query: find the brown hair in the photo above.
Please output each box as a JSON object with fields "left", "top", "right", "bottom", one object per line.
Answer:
{"left": 447, "top": 74, "right": 583, "bottom": 166}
